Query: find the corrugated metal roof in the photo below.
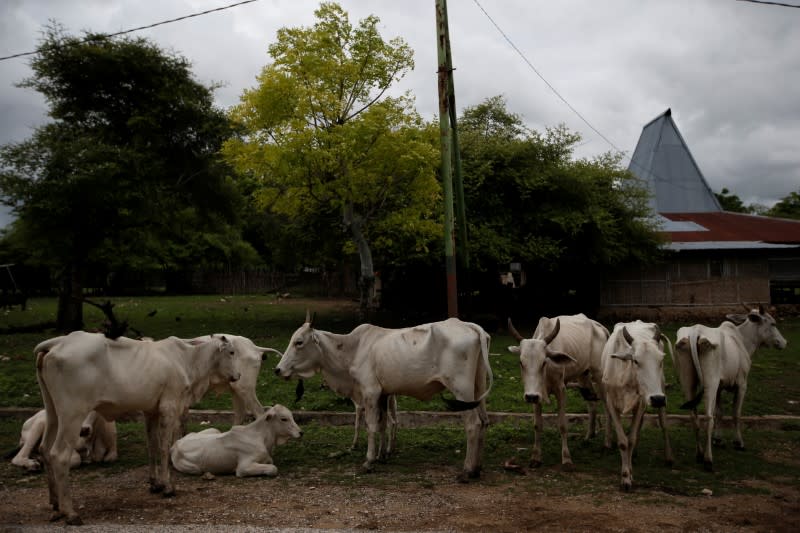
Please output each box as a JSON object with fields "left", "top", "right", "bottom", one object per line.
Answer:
{"left": 662, "top": 211, "right": 800, "bottom": 246}
{"left": 628, "top": 109, "right": 722, "bottom": 213}
{"left": 664, "top": 241, "right": 799, "bottom": 251}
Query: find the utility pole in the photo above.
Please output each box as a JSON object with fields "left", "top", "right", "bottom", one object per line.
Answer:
{"left": 436, "top": 0, "right": 458, "bottom": 317}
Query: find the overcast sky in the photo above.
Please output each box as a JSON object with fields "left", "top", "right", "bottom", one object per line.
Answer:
{"left": 2, "top": 0, "right": 799, "bottom": 228}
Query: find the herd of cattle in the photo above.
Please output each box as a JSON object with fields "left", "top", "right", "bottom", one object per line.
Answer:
{"left": 10, "top": 306, "right": 787, "bottom": 525}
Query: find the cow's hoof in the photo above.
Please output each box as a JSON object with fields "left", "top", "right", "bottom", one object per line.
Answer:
{"left": 65, "top": 514, "right": 83, "bottom": 526}
{"left": 665, "top": 458, "right": 674, "bottom": 468}
{"left": 712, "top": 437, "right": 725, "bottom": 448}
{"left": 561, "top": 462, "right": 575, "bottom": 472}
{"left": 48, "top": 510, "right": 65, "bottom": 522}
{"left": 703, "top": 460, "right": 714, "bottom": 472}
{"left": 733, "top": 441, "right": 745, "bottom": 451}
{"left": 162, "top": 489, "right": 176, "bottom": 498}
{"left": 149, "top": 483, "right": 165, "bottom": 494}
{"left": 529, "top": 459, "right": 543, "bottom": 469}
{"left": 620, "top": 481, "right": 632, "bottom": 492}
{"left": 358, "top": 463, "right": 374, "bottom": 475}
{"left": 695, "top": 452, "right": 705, "bottom": 464}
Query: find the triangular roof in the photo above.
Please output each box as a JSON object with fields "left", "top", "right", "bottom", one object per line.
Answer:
{"left": 628, "top": 109, "right": 722, "bottom": 213}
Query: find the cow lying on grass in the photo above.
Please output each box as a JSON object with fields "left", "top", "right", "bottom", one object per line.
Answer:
{"left": 11, "top": 409, "right": 117, "bottom": 471}
{"left": 170, "top": 404, "right": 302, "bottom": 477}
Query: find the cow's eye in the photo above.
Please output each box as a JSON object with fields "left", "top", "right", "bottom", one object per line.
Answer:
{"left": 294, "top": 340, "right": 303, "bottom": 347}
{"left": 280, "top": 417, "right": 288, "bottom": 422}
{"left": 229, "top": 350, "right": 235, "bottom": 355}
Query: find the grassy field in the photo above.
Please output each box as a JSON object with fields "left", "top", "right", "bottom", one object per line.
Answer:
{"left": 1, "top": 295, "right": 798, "bottom": 416}
{"left": 1, "top": 295, "right": 799, "bottom": 497}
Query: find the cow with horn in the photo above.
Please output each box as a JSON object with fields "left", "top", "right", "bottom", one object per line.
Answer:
{"left": 507, "top": 314, "right": 610, "bottom": 469}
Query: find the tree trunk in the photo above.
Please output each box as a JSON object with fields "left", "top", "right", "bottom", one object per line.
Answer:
{"left": 56, "top": 262, "right": 84, "bottom": 332}
{"left": 343, "top": 203, "right": 375, "bottom": 322}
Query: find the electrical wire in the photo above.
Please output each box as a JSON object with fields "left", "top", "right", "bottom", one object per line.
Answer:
{"left": 0, "top": 0, "right": 261, "bottom": 62}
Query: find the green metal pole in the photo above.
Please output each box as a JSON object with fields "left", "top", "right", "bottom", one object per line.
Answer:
{"left": 436, "top": 0, "right": 458, "bottom": 318}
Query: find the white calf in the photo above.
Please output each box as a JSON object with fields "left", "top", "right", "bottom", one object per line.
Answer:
{"left": 171, "top": 404, "right": 302, "bottom": 477}
{"left": 11, "top": 410, "right": 117, "bottom": 471}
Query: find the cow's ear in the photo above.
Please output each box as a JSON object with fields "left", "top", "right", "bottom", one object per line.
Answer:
{"left": 747, "top": 312, "right": 763, "bottom": 323}
{"left": 725, "top": 313, "right": 747, "bottom": 325}
{"left": 507, "top": 346, "right": 520, "bottom": 354}
{"left": 546, "top": 350, "right": 577, "bottom": 365}
{"left": 311, "top": 332, "right": 321, "bottom": 345}
{"left": 697, "top": 337, "right": 717, "bottom": 353}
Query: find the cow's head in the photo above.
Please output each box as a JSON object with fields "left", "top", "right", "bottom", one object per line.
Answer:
{"left": 726, "top": 306, "right": 787, "bottom": 350}
{"left": 608, "top": 323, "right": 667, "bottom": 410}
{"left": 274, "top": 311, "right": 321, "bottom": 380}
{"left": 507, "top": 317, "right": 576, "bottom": 405}
{"left": 264, "top": 404, "right": 303, "bottom": 445}
{"left": 208, "top": 334, "right": 241, "bottom": 383}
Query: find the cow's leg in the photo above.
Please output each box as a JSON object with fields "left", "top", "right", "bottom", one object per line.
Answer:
{"left": 231, "top": 393, "right": 247, "bottom": 426}
{"left": 386, "top": 395, "right": 398, "bottom": 457}
{"left": 529, "top": 402, "right": 544, "bottom": 468}
{"left": 360, "top": 395, "right": 382, "bottom": 473}
{"left": 46, "top": 414, "right": 86, "bottom": 525}
{"left": 606, "top": 405, "right": 632, "bottom": 491}
{"left": 732, "top": 383, "right": 747, "bottom": 450}
{"left": 702, "top": 386, "right": 717, "bottom": 471}
{"left": 236, "top": 460, "right": 278, "bottom": 477}
{"left": 459, "top": 400, "right": 488, "bottom": 482}
{"left": 12, "top": 433, "right": 42, "bottom": 471}
{"left": 351, "top": 401, "right": 362, "bottom": 451}
{"left": 555, "top": 386, "right": 573, "bottom": 470}
{"left": 712, "top": 389, "right": 725, "bottom": 447}
{"left": 625, "top": 404, "right": 647, "bottom": 489}
{"left": 144, "top": 414, "right": 161, "bottom": 492}
{"left": 156, "top": 411, "right": 180, "bottom": 496}
{"left": 657, "top": 406, "right": 674, "bottom": 466}
{"left": 377, "top": 395, "right": 391, "bottom": 461}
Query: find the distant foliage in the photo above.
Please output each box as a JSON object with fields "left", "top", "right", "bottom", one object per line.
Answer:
{"left": 766, "top": 189, "right": 800, "bottom": 220}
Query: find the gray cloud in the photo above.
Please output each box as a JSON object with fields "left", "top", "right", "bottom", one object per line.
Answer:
{"left": 1, "top": 0, "right": 798, "bottom": 227}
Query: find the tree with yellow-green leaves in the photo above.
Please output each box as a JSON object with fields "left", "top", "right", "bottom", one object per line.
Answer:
{"left": 224, "top": 2, "right": 440, "bottom": 318}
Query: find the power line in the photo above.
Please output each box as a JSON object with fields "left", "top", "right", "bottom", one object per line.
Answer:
{"left": 0, "top": 0, "right": 261, "bottom": 62}
{"left": 470, "top": 0, "right": 625, "bottom": 155}
{"left": 736, "top": 0, "right": 800, "bottom": 8}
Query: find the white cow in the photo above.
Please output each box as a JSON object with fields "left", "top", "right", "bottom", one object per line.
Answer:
{"left": 674, "top": 306, "right": 787, "bottom": 471}
{"left": 11, "top": 409, "right": 117, "bottom": 471}
{"left": 602, "top": 321, "right": 673, "bottom": 491}
{"left": 275, "top": 313, "right": 493, "bottom": 479}
{"left": 507, "top": 314, "right": 609, "bottom": 469}
{"left": 196, "top": 334, "right": 283, "bottom": 425}
{"left": 35, "top": 331, "right": 247, "bottom": 525}
{"left": 170, "top": 404, "right": 302, "bottom": 477}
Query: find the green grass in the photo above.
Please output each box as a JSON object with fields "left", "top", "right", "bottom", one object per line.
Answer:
{"left": 2, "top": 416, "right": 798, "bottom": 497}
{"left": 1, "top": 296, "right": 799, "bottom": 417}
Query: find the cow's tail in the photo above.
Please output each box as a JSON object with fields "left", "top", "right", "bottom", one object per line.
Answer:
{"left": 441, "top": 328, "right": 494, "bottom": 411}
{"left": 679, "top": 330, "right": 705, "bottom": 410}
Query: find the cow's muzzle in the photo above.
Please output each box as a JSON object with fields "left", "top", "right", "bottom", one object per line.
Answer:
{"left": 524, "top": 393, "right": 540, "bottom": 404}
{"left": 649, "top": 394, "right": 666, "bottom": 408}
{"left": 229, "top": 372, "right": 241, "bottom": 383}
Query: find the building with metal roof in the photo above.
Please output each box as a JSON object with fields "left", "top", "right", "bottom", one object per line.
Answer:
{"left": 599, "top": 109, "right": 800, "bottom": 316}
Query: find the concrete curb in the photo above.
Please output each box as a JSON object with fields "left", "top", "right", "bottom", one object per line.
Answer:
{"left": 2, "top": 407, "right": 798, "bottom": 430}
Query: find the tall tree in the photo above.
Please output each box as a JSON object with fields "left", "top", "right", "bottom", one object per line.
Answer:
{"left": 716, "top": 187, "right": 753, "bottom": 213}
{"left": 0, "top": 25, "right": 252, "bottom": 331}
{"left": 458, "top": 96, "right": 662, "bottom": 313}
{"left": 224, "top": 2, "right": 440, "bottom": 317}
{"left": 767, "top": 188, "right": 800, "bottom": 220}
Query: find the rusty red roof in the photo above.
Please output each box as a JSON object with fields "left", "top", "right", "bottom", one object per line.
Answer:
{"left": 662, "top": 212, "right": 800, "bottom": 244}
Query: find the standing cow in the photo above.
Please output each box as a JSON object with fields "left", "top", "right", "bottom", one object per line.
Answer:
{"left": 275, "top": 313, "right": 493, "bottom": 480}
{"left": 601, "top": 321, "right": 673, "bottom": 491}
{"left": 507, "top": 314, "right": 609, "bottom": 469}
{"left": 674, "top": 305, "right": 787, "bottom": 471}
{"left": 35, "top": 332, "right": 248, "bottom": 525}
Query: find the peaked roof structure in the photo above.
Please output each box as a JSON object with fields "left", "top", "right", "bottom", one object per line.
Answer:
{"left": 628, "top": 108, "right": 721, "bottom": 214}
{"left": 629, "top": 109, "right": 800, "bottom": 251}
